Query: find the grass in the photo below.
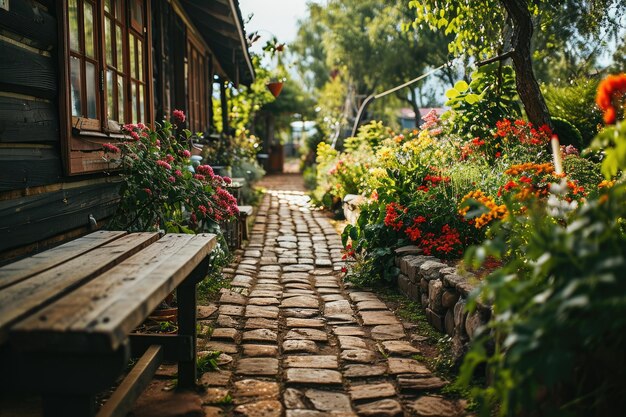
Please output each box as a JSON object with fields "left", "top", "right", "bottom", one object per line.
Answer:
{"left": 197, "top": 351, "right": 222, "bottom": 374}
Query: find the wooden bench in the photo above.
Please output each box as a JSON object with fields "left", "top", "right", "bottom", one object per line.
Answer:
{"left": 0, "top": 230, "right": 217, "bottom": 417}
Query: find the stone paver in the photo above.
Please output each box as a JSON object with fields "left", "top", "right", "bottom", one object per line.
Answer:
{"left": 184, "top": 175, "right": 467, "bottom": 417}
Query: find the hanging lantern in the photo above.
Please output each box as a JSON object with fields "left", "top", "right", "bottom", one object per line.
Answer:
{"left": 266, "top": 80, "right": 284, "bottom": 98}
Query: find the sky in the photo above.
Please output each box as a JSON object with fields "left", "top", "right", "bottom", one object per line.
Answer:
{"left": 238, "top": 0, "right": 313, "bottom": 54}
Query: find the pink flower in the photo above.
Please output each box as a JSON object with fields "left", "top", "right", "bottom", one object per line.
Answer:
{"left": 175, "top": 170, "right": 183, "bottom": 177}
{"left": 194, "top": 174, "right": 206, "bottom": 181}
{"left": 156, "top": 160, "right": 172, "bottom": 170}
{"left": 166, "top": 154, "right": 175, "bottom": 163}
{"left": 197, "top": 205, "right": 208, "bottom": 215}
{"left": 102, "top": 143, "right": 120, "bottom": 153}
{"left": 137, "top": 123, "right": 146, "bottom": 130}
{"left": 173, "top": 109, "right": 186, "bottom": 124}
{"left": 197, "top": 165, "right": 214, "bottom": 176}
{"left": 144, "top": 188, "right": 152, "bottom": 196}
{"left": 130, "top": 131, "right": 140, "bottom": 141}
{"left": 123, "top": 123, "right": 137, "bottom": 131}
{"left": 155, "top": 139, "right": 161, "bottom": 148}
{"left": 223, "top": 176, "right": 232, "bottom": 184}
{"left": 168, "top": 176, "right": 176, "bottom": 183}
{"left": 180, "top": 149, "right": 191, "bottom": 158}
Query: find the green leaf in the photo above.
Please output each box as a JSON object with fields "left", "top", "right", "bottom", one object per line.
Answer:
{"left": 465, "top": 93, "right": 481, "bottom": 104}
{"left": 454, "top": 80, "right": 469, "bottom": 92}
{"left": 445, "top": 88, "right": 460, "bottom": 99}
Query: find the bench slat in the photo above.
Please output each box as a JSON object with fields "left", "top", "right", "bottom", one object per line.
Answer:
{"left": 0, "top": 231, "right": 127, "bottom": 290}
{"left": 11, "top": 233, "right": 216, "bottom": 353}
{"left": 95, "top": 345, "right": 163, "bottom": 417}
{"left": 0, "top": 233, "right": 159, "bottom": 343}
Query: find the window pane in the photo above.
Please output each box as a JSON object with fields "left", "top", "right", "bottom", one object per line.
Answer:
{"left": 137, "top": 39, "right": 143, "bottom": 81}
{"left": 132, "top": 82, "right": 137, "bottom": 123}
{"left": 139, "top": 84, "right": 144, "bottom": 123}
{"left": 106, "top": 70, "right": 114, "bottom": 120}
{"left": 104, "top": 0, "right": 111, "bottom": 13}
{"left": 85, "top": 61, "right": 97, "bottom": 119}
{"left": 130, "top": 0, "right": 144, "bottom": 28}
{"left": 84, "top": 1, "right": 95, "bottom": 58}
{"left": 105, "top": 18, "right": 113, "bottom": 66}
{"left": 116, "top": 25, "right": 123, "bottom": 72}
{"left": 115, "top": 0, "right": 122, "bottom": 19}
{"left": 129, "top": 35, "right": 136, "bottom": 78}
{"left": 118, "top": 74, "right": 125, "bottom": 123}
{"left": 70, "top": 57, "right": 82, "bottom": 116}
{"left": 68, "top": 0, "right": 80, "bottom": 52}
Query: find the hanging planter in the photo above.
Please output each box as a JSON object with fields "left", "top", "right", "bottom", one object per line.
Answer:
{"left": 266, "top": 79, "right": 284, "bottom": 98}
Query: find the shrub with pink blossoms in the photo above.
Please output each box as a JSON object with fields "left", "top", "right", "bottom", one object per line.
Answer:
{"left": 102, "top": 113, "right": 239, "bottom": 234}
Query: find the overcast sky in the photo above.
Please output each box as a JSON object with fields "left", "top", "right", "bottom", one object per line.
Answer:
{"left": 238, "top": 0, "right": 314, "bottom": 54}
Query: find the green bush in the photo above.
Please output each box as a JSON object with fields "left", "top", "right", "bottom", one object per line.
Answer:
{"left": 551, "top": 117, "right": 583, "bottom": 149}
{"left": 543, "top": 78, "right": 603, "bottom": 148}
{"left": 563, "top": 154, "right": 603, "bottom": 191}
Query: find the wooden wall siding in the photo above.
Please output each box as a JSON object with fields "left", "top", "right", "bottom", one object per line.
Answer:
{"left": 0, "top": 180, "right": 122, "bottom": 253}
{"left": 0, "top": 41, "right": 57, "bottom": 100}
{"left": 0, "top": 96, "right": 59, "bottom": 144}
{"left": 0, "top": 146, "right": 63, "bottom": 191}
{"left": 0, "top": 0, "right": 57, "bottom": 51}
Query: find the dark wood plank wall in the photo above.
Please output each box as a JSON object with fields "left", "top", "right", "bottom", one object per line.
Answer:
{"left": 0, "top": 0, "right": 61, "bottom": 191}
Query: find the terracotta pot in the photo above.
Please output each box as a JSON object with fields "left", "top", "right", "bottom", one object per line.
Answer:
{"left": 267, "top": 81, "right": 284, "bottom": 98}
{"left": 148, "top": 307, "right": 178, "bottom": 324}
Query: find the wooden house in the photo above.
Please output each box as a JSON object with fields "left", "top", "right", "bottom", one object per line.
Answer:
{"left": 0, "top": 0, "right": 254, "bottom": 262}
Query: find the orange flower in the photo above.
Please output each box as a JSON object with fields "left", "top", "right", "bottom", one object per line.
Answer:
{"left": 596, "top": 73, "right": 626, "bottom": 124}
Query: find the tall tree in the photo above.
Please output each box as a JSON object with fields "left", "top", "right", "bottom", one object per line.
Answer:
{"left": 409, "top": 0, "right": 626, "bottom": 128}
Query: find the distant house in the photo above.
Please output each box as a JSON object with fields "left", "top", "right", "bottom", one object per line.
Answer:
{"left": 0, "top": 0, "right": 254, "bottom": 262}
{"left": 398, "top": 107, "right": 445, "bottom": 129}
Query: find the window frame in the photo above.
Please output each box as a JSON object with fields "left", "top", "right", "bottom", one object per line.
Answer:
{"left": 58, "top": 0, "right": 153, "bottom": 175}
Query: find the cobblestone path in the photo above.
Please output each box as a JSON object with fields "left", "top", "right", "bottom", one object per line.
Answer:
{"left": 196, "top": 175, "right": 467, "bottom": 417}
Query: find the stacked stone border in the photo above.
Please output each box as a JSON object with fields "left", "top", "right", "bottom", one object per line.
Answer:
{"left": 394, "top": 246, "right": 492, "bottom": 360}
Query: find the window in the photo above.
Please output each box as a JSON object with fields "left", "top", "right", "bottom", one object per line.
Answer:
{"left": 186, "top": 32, "right": 209, "bottom": 133}
{"left": 66, "top": 0, "right": 149, "bottom": 134}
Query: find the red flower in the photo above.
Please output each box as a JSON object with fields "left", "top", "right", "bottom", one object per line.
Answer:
{"left": 102, "top": 143, "right": 120, "bottom": 153}
{"left": 173, "top": 109, "right": 186, "bottom": 124}
{"left": 156, "top": 160, "right": 172, "bottom": 170}
{"left": 596, "top": 73, "right": 626, "bottom": 124}
{"left": 180, "top": 149, "right": 191, "bottom": 158}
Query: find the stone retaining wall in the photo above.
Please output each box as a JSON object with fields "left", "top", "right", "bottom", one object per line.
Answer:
{"left": 394, "top": 246, "right": 491, "bottom": 361}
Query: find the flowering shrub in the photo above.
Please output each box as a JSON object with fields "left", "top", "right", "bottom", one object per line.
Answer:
{"left": 103, "top": 114, "right": 238, "bottom": 233}
{"left": 458, "top": 74, "right": 626, "bottom": 416}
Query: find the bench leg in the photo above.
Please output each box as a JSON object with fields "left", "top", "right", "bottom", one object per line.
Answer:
{"left": 177, "top": 281, "right": 197, "bottom": 389}
{"left": 43, "top": 394, "right": 96, "bottom": 417}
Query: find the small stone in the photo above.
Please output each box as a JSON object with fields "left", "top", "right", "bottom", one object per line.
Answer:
{"left": 315, "top": 259, "right": 333, "bottom": 267}
{"left": 387, "top": 358, "right": 430, "bottom": 375}
{"left": 219, "top": 305, "right": 245, "bottom": 316}
{"left": 200, "top": 370, "right": 232, "bottom": 387}
{"left": 381, "top": 341, "right": 420, "bottom": 356}
{"left": 355, "top": 399, "right": 403, "bottom": 417}
{"left": 245, "top": 318, "right": 279, "bottom": 330}
{"left": 411, "top": 395, "right": 465, "bottom": 417}
{"left": 211, "top": 328, "right": 239, "bottom": 342}
{"left": 242, "top": 329, "right": 278, "bottom": 343}
{"left": 234, "top": 400, "right": 283, "bottom": 417}
{"left": 340, "top": 349, "right": 377, "bottom": 363}
{"left": 397, "top": 376, "right": 448, "bottom": 391}
{"left": 360, "top": 311, "right": 400, "bottom": 326}
{"left": 324, "top": 300, "right": 353, "bottom": 316}
{"left": 338, "top": 336, "right": 368, "bottom": 350}
{"left": 281, "top": 295, "right": 320, "bottom": 309}
{"left": 348, "top": 292, "right": 379, "bottom": 303}
{"left": 249, "top": 290, "right": 282, "bottom": 299}
{"left": 242, "top": 344, "right": 279, "bottom": 357}
{"left": 333, "top": 327, "right": 366, "bottom": 337}
{"left": 236, "top": 358, "right": 279, "bottom": 376}
{"left": 204, "top": 342, "right": 238, "bottom": 354}
{"left": 215, "top": 353, "right": 233, "bottom": 366}
{"left": 284, "top": 388, "right": 307, "bottom": 409}
{"left": 220, "top": 291, "right": 247, "bottom": 305}
{"left": 245, "top": 305, "right": 279, "bottom": 319}
{"left": 305, "top": 389, "right": 352, "bottom": 412}
{"left": 286, "top": 318, "right": 325, "bottom": 328}
{"left": 202, "top": 388, "right": 230, "bottom": 404}
{"left": 284, "top": 355, "right": 338, "bottom": 369}
{"left": 248, "top": 297, "right": 280, "bottom": 306}
{"left": 282, "top": 308, "right": 320, "bottom": 318}
{"left": 155, "top": 363, "right": 177, "bottom": 378}
{"left": 441, "top": 290, "right": 460, "bottom": 309}
{"left": 285, "top": 368, "right": 342, "bottom": 385}
{"left": 216, "top": 314, "right": 240, "bottom": 328}
{"left": 356, "top": 301, "right": 388, "bottom": 311}
{"left": 198, "top": 305, "right": 218, "bottom": 319}
{"left": 350, "top": 383, "right": 396, "bottom": 401}
{"left": 285, "top": 328, "right": 328, "bottom": 342}
{"left": 234, "top": 379, "right": 280, "bottom": 404}
{"left": 344, "top": 365, "right": 387, "bottom": 378}
{"left": 283, "top": 340, "right": 319, "bottom": 353}
{"left": 204, "top": 406, "right": 225, "bottom": 417}
{"left": 370, "top": 325, "right": 405, "bottom": 341}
